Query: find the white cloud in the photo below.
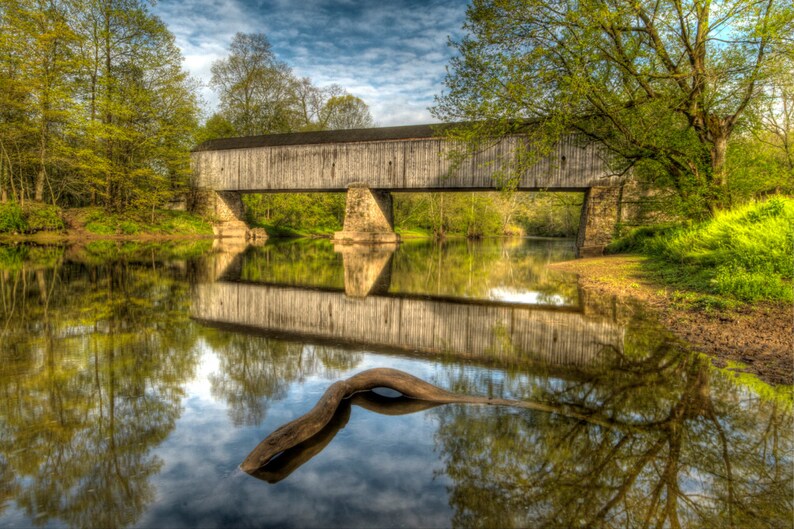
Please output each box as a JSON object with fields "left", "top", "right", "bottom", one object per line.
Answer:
{"left": 153, "top": 0, "right": 468, "bottom": 126}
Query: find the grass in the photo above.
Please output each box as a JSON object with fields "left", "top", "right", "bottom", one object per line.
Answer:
{"left": 611, "top": 196, "right": 793, "bottom": 304}
{"left": 395, "top": 227, "right": 433, "bottom": 239}
{"left": 79, "top": 208, "right": 212, "bottom": 236}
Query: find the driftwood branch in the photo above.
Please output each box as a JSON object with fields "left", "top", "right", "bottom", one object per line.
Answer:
{"left": 242, "top": 367, "right": 616, "bottom": 473}
{"left": 248, "top": 392, "right": 442, "bottom": 483}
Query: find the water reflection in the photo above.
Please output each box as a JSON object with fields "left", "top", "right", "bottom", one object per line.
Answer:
{"left": 232, "top": 237, "right": 580, "bottom": 306}
{"left": 0, "top": 241, "right": 790, "bottom": 529}
{"left": 0, "top": 244, "right": 203, "bottom": 528}
{"left": 432, "top": 335, "right": 793, "bottom": 528}
{"left": 192, "top": 280, "right": 624, "bottom": 369}
{"left": 206, "top": 335, "right": 362, "bottom": 426}
{"left": 250, "top": 392, "right": 441, "bottom": 484}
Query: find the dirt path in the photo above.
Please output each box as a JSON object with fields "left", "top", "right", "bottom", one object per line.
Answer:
{"left": 550, "top": 255, "right": 793, "bottom": 385}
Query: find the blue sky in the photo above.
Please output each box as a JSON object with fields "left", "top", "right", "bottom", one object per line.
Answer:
{"left": 153, "top": 0, "right": 469, "bottom": 126}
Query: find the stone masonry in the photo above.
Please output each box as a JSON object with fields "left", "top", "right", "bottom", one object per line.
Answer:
{"left": 194, "top": 189, "right": 267, "bottom": 241}
{"left": 333, "top": 184, "right": 399, "bottom": 244}
{"left": 576, "top": 186, "right": 622, "bottom": 257}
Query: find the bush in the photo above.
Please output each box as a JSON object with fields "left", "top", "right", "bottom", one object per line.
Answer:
{"left": 0, "top": 203, "right": 27, "bottom": 233}
{"left": 119, "top": 220, "right": 141, "bottom": 235}
{"left": 23, "top": 203, "right": 64, "bottom": 231}
{"left": 0, "top": 202, "right": 65, "bottom": 233}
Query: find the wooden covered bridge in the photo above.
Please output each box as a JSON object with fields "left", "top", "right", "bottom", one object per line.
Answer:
{"left": 191, "top": 124, "right": 626, "bottom": 256}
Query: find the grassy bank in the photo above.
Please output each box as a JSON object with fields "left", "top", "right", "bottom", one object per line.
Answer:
{"left": 0, "top": 203, "right": 213, "bottom": 239}
{"left": 609, "top": 196, "right": 793, "bottom": 307}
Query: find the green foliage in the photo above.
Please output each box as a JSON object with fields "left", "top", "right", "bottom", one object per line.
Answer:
{"left": 727, "top": 137, "right": 793, "bottom": 201}
{"left": 119, "top": 220, "right": 141, "bottom": 235}
{"left": 79, "top": 207, "right": 212, "bottom": 236}
{"left": 433, "top": 0, "right": 794, "bottom": 214}
{"left": 0, "top": 201, "right": 64, "bottom": 233}
{"left": 0, "top": 202, "right": 26, "bottom": 232}
{"left": 0, "top": 0, "right": 200, "bottom": 211}
{"left": 194, "top": 113, "right": 237, "bottom": 145}
{"left": 244, "top": 193, "right": 345, "bottom": 235}
{"left": 394, "top": 192, "right": 581, "bottom": 238}
{"left": 645, "top": 197, "right": 794, "bottom": 302}
{"left": 605, "top": 224, "right": 678, "bottom": 254}
{"left": 322, "top": 94, "right": 374, "bottom": 130}
{"left": 244, "top": 191, "right": 584, "bottom": 240}
{"left": 208, "top": 33, "right": 374, "bottom": 137}
{"left": 22, "top": 202, "right": 64, "bottom": 231}
{"left": 155, "top": 210, "right": 212, "bottom": 235}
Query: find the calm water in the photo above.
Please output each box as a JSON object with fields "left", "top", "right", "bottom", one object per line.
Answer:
{"left": 0, "top": 239, "right": 791, "bottom": 529}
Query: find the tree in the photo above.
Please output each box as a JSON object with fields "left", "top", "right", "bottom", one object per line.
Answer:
{"left": 433, "top": 0, "right": 794, "bottom": 215}
{"left": 0, "top": 0, "right": 82, "bottom": 205}
{"left": 323, "top": 94, "right": 374, "bottom": 130}
{"left": 77, "top": 0, "right": 199, "bottom": 210}
{"left": 210, "top": 32, "right": 299, "bottom": 136}
{"left": 293, "top": 79, "right": 344, "bottom": 131}
{"left": 195, "top": 113, "right": 236, "bottom": 144}
{"left": 0, "top": 0, "right": 200, "bottom": 210}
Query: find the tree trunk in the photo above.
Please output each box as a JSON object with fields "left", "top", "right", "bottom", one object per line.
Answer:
{"left": 707, "top": 120, "right": 731, "bottom": 213}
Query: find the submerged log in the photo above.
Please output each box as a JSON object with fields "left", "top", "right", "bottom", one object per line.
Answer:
{"left": 241, "top": 367, "right": 612, "bottom": 472}
{"left": 249, "top": 392, "right": 442, "bottom": 483}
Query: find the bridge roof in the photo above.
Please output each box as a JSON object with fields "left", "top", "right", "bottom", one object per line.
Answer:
{"left": 193, "top": 123, "right": 451, "bottom": 152}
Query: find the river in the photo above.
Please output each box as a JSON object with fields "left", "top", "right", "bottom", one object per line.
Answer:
{"left": 0, "top": 238, "right": 790, "bottom": 528}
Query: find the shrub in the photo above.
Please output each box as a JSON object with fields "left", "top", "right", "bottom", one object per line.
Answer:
{"left": 23, "top": 203, "right": 64, "bottom": 232}
{"left": 0, "top": 203, "right": 27, "bottom": 233}
{"left": 119, "top": 220, "right": 141, "bottom": 235}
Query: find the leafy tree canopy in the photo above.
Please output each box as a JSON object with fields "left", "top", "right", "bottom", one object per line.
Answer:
{"left": 433, "top": 0, "right": 794, "bottom": 215}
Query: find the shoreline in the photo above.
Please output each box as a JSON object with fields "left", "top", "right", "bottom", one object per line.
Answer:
{"left": 0, "top": 231, "right": 215, "bottom": 244}
{"left": 550, "top": 255, "right": 793, "bottom": 386}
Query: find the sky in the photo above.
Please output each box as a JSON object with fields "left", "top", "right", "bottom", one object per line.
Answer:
{"left": 153, "top": 0, "right": 470, "bottom": 127}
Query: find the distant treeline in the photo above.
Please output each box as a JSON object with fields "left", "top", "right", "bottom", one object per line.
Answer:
{"left": 245, "top": 191, "right": 584, "bottom": 238}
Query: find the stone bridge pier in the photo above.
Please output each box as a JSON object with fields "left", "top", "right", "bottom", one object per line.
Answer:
{"left": 332, "top": 184, "right": 399, "bottom": 245}
{"left": 193, "top": 189, "right": 267, "bottom": 242}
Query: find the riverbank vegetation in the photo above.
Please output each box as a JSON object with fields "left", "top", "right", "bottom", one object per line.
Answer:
{"left": 611, "top": 197, "right": 793, "bottom": 304}
{"left": 0, "top": 201, "right": 212, "bottom": 239}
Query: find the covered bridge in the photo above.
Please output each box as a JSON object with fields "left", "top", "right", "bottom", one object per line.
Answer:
{"left": 190, "top": 124, "right": 626, "bottom": 256}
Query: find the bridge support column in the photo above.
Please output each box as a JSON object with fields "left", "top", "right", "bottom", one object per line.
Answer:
{"left": 577, "top": 186, "right": 621, "bottom": 257}
{"left": 333, "top": 184, "right": 399, "bottom": 244}
{"left": 194, "top": 189, "right": 267, "bottom": 242}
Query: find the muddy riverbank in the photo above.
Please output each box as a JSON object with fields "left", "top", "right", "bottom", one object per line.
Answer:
{"left": 550, "top": 255, "right": 793, "bottom": 385}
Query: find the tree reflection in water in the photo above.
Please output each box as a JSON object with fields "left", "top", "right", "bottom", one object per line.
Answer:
{"left": 206, "top": 333, "right": 363, "bottom": 426}
{"left": 0, "top": 248, "right": 201, "bottom": 528}
{"left": 432, "top": 331, "right": 793, "bottom": 529}
{"left": 0, "top": 243, "right": 790, "bottom": 529}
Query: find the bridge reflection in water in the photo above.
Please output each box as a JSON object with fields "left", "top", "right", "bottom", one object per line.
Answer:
{"left": 191, "top": 242, "right": 626, "bottom": 369}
